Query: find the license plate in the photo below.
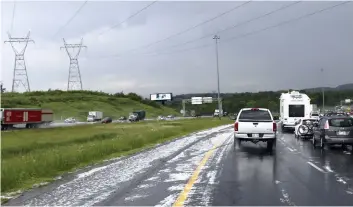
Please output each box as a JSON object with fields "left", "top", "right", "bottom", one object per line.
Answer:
{"left": 337, "top": 131, "right": 348, "bottom": 135}
{"left": 253, "top": 133, "right": 259, "bottom": 137}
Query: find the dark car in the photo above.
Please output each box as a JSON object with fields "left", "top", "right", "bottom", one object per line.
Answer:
{"left": 101, "top": 117, "right": 112, "bottom": 124}
{"left": 324, "top": 112, "right": 348, "bottom": 117}
{"left": 312, "top": 116, "right": 353, "bottom": 148}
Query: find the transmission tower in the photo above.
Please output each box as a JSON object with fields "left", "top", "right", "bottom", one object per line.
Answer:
{"left": 60, "top": 38, "right": 87, "bottom": 91}
{"left": 4, "top": 32, "right": 34, "bottom": 92}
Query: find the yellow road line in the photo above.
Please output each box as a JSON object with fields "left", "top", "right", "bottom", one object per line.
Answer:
{"left": 172, "top": 143, "right": 220, "bottom": 207}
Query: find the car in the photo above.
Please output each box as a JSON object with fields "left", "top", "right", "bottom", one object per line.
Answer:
{"left": 157, "top": 115, "right": 166, "bottom": 120}
{"left": 64, "top": 117, "right": 76, "bottom": 123}
{"left": 324, "top": 112, "right": 348, "bottom": 117}
{"left": 312, "top": 116, "right": 353, "bottom": 148}
{"left": 128, "top": 113, "right": 139, "bottom": 122}
{"left": 101, "top": 117, "right": 112, "bottom": 124}
{"left": 310, "top": 111, "right": 320, "bottom": 120}
{"left": 234, "top": 108, "right": 277, "bottom": 151}
{"left": 167, "top": 115, "right": 175, "bottom": 119}
{"left": 294, "top": 118, "right": 318, "bottom": 139}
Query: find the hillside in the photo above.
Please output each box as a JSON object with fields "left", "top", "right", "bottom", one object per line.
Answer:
{"left": 302, "top": 83, "right": 353, "bottom": 93}
{"left": 1, "top": 90, "right": 178, "bottom": 121}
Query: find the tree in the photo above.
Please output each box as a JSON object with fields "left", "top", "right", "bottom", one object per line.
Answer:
{"left": 246, "top": 100, "right": 256, "bottom": 108}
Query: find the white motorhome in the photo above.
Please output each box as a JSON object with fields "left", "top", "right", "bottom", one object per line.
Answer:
{"left": 279, "top": 91, "right": 311, "bottom": 131}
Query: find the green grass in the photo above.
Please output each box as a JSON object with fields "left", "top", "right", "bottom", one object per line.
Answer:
{"left": 1, "top": 90, "right": 178, "bottom": 121}
{"left": 1, "top": 118, "right": 232, "bottom": 194}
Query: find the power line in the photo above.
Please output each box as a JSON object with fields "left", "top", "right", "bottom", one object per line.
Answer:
{"left": 151, "top": 1, "right": 301, "bottom": 55}
{"left": 224, "top": 1, "right": 351, "bottom": 43}
{"left": 52, "top": 1, "right": 88, "bottom": 39}
{"left": 98, "top": 1, "right": 158, "bottom": 36}
{"left": 11, "top": 1, "right": 17, "bottom": 33}
{"left": 99, "top": 1, "right": 251, "bottom": 59}
{"left": 147, "top": 1, "right": 351, "bottom": 57}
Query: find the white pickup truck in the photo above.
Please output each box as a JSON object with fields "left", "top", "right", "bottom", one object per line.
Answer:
{"left": 234, "top": 108, "right": 277, "bottom": 151}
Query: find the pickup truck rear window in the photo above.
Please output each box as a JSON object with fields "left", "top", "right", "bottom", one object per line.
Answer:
{"left": 329, "top": 118, "right": 353, "bottom": 127}
{"left": 238, "top": 110, "right": 272, "bottom": 122}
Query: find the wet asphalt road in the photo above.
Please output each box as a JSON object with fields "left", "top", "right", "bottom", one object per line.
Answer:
{"left": 5, "top": 124, "right": 353, "bottom": 206}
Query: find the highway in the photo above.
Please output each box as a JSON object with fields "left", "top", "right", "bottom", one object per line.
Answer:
{"left": 4, "top": 116, "right": 207, "bottom": 131}
{"left": 5, "top": 124, "right": 353, "bottom": 206}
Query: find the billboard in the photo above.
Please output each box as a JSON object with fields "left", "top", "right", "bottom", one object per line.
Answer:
{"left": 150, "top": 93, "right": 172, "bottom": 101}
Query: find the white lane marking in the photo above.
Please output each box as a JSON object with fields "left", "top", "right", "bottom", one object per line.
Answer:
{"left": 323, "top": 162, "right": 334, "bottom": 173}
{"left": 346, "top": 188, "right": 353, "bottom": 195}
{"left": 323, "top": 165, "right": 334, "bottom": 173}
{"left": 307, "top": 161, "right": 325, "bottom": 173}
{"left": 336, "top": 176, "right": 347, "bottom": 185}
{"left": 287, "top": 147, "right": 295, "bottom": 152}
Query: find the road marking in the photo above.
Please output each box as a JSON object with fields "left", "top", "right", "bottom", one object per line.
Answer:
{"left": 287, "top": 147, "right": 295, "bottom": 152}
{"left": 172, "top": 142, "right": 221, "bottom": 206}
{"left": 307, "top": 161, "right": 325, "bottom": 173}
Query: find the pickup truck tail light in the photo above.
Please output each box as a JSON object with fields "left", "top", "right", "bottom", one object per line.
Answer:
{"left": 273, "top": 122, "right": 277, "bottom": 132}
{"left": 324, "top": 120, "right": 329, "bottom": 129}
{"left": 234, "top": 122, "right": 239, "bottom": 131}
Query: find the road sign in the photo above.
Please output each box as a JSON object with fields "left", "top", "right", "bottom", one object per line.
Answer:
{"left": 191, "top": 97, "right": 202, "bottom": 105}
{"left": 202, "top": 97, "right": 213, "bottom": 103}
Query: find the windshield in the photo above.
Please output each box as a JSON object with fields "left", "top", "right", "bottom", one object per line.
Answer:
{"left": 2, "top": 2, "right": 352, "bottom": 206}
{"left": 238, "top": 110, "right": 272, "bottom": 122}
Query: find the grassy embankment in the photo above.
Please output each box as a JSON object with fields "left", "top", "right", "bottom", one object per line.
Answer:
{"left": 1, "top": 118, "right": 232, "bottom": 196}
{"left": 1, "top": 90, "right": 178, "bottom": 121}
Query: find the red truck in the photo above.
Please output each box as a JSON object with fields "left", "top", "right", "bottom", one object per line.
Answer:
{"left": 1, "top": 108, "right": 54, "bottom": 130}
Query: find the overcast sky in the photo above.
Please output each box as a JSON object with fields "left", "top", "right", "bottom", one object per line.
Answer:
{"left": 1, "top": 1, "right": 353, "bottom": 97}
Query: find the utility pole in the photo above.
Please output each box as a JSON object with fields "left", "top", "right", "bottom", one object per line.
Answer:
{"left": 213, "top": 35, "right": 222, "bottom": 120}
{"left": 0, "top": 81, "right": 5, "bottom": 93}
{"left": 4, "top": 32, "right": 34, "bottom": 92}
{"left": 61, "top": 38, "right": 87, "bottom": 91}
{"left": 321, "top": 68, "right": 325, "bottom": 112}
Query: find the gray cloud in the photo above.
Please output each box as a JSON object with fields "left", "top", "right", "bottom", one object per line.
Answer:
{"left": 1, "top": 1, "right": 353, "bottom": 97}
